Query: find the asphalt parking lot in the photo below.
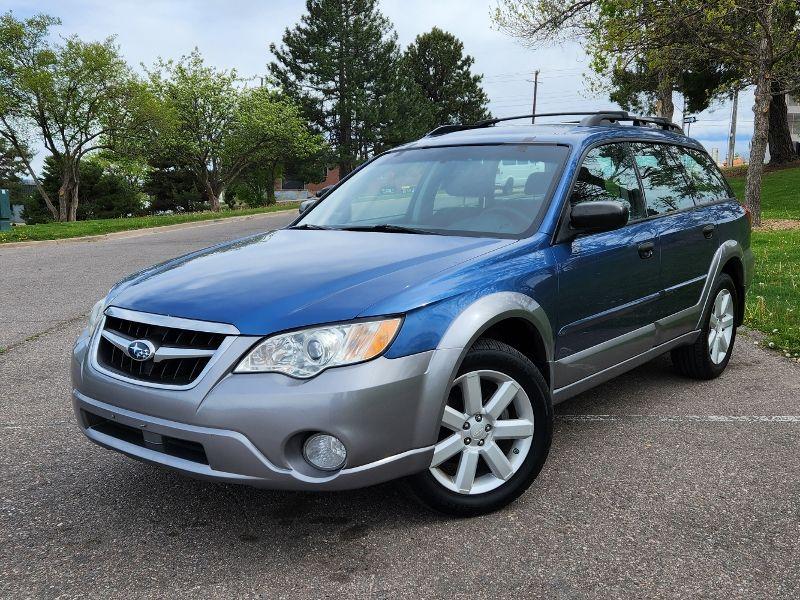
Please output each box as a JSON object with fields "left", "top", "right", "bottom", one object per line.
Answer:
{"left": 1, "top": 211, "right": 799, "bottom": 599}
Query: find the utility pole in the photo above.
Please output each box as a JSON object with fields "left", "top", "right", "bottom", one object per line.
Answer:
{"left": 727, "top": 90, "right": 739, "bottom": 167}
{"left": 531, "top": 70, "right": 540, "bottom": 124}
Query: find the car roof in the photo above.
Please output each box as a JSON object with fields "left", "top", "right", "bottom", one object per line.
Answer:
{"left": 396, "top": 123, "right": 706, "bottom": 153}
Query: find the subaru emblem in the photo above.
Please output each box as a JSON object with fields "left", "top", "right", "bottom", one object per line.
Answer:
{"left": 127, "top": 339, "right": 155, "bottom": 362}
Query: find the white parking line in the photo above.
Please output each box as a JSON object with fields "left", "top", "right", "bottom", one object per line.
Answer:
{"left": 557, "top": 414, "right": 800, "bottom": 423}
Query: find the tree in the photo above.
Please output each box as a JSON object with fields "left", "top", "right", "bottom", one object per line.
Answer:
{"left": 393, "top": 28, "right": 490, "bottom": 139}
{"left": 147, "top": 49, "right": 326, "bottom": 211}
{"left": 493, "top": 1, "right": 701, "bottom": 121}
{"left": 143, "top": 159, "right": 203, "bottom": 213}
{"left": 0, "top": 12, "right": 159, "bottom": 221}
{"left": 268, "top": 0, "right": 400, "bottom": 175}
{"left": 768, "top": 81, "right": 798, "bottom": 164}
{"left": 598, "top": 59, "right": 740, "bottom": 121}
{"left": 22, "top": 154, "right": 143, "bottom": 221}
{"left": 493, "top": 0, "right": 800, "bottom": 226}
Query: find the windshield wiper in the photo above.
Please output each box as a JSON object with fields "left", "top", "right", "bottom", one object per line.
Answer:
{"left": 287, "top": 223, "right": 338, "bottom": 230}
{"left": 338, "top": 224, "right": 442, "bottom": 235}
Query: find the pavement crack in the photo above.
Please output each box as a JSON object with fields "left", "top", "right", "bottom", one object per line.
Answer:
{"left": 0, "top": 313, "right": 87, "bottom": 356}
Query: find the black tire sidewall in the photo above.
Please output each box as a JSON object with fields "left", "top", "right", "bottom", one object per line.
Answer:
{"left": 408, "top": 340, "right": 553, "bottom": 516}
{"left": 702, "top": 273, "right": 738, "bottom": 377}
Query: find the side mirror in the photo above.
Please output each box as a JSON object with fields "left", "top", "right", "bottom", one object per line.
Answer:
{"left": 315, "top": 185, "right": 333, "bottom": 198}
{"left": 298, "top": 198, "right": 317, "bottom": 214}
{"left": 569, "top": 200, "right": 629, "bottom": 234}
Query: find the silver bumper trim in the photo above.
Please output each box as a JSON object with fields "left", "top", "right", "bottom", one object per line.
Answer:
{"left": 74, "top": 390, "right": 434, "bottom": 491}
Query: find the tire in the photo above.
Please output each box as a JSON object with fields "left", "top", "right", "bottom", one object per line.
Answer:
{"left": 671, "top": 273, "right": 738, "bottom": 380}
{"left": 407, "top": 338, "right": 553, "bottom": 517}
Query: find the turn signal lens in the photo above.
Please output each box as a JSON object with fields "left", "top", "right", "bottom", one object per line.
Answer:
{"left": 234, "top": 317, "right": 402, "bottom": 378}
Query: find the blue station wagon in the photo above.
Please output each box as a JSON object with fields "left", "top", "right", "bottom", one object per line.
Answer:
{"left": 72, "top": 111, "right": 753, "bottom": 516}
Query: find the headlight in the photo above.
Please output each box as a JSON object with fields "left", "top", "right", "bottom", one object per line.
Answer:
{"left": 234, "top": 318, "right": 402, "bottom": 378}
{"left": 87, "top": 299, "right": 106, "bottom": 336}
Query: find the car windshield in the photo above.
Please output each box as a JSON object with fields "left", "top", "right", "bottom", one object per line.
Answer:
{"left": 297, "top": 144, "right": 569, "bottom": 238}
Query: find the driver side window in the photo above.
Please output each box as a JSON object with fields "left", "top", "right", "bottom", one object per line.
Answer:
{"left": 571, "top": 143, "right": 645, "bottom": 221}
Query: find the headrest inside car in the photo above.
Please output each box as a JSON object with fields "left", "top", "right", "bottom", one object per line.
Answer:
{"left": 444, "top": 163, "right": 495, "bottom": 198}
{"left": 523, "top": 172, "right": 550, "bottom": 195}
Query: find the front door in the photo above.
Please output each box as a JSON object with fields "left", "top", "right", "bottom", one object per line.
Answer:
{"left": 552, "top": 143, "right": 661, "bottom": 388}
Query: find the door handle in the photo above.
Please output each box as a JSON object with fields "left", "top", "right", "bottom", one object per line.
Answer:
{"left": 702, "top": 224, "right": 716, "bottom": 239}
{"left": 638, "top": 241, "right": 655, "bottom": 259}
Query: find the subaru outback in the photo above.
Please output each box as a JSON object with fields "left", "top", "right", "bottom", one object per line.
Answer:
{"left": 72, "top": 111, "right": 753, "bottom": 516}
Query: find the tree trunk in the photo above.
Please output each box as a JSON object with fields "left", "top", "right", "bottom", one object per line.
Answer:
{"left": 206, "top": 189, "right": 220, "bottom": 211}
{"left": 745, "top": 46, "right": 773, "bottom": 228}
{"left": 266, "top": 162, "right": 277, "bottom": 205}
{"left": 200, "top": 171, "right": 221, "bottom": 211}
{"left": 58, "top": 159, "right": 80, "bottom": 222}
{"left": 653, "top": 70, "right": 675, "bottom": 121}
{"left": 767, "top": 81, "right": 797, "bottom": 164}
{"left": 68, "top": 182, "right": 79, "bottom": 221}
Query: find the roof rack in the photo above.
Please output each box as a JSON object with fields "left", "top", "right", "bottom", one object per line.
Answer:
{"left": 424, "top": 111, "right": 684, "bottom": 137}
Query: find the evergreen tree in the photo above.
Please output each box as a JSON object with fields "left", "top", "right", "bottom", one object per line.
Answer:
{"left": 269, "top": 0, "right": 400, "bottom": 175}
{"left": 399, "top": 28, "right": 490, "bottom": 137}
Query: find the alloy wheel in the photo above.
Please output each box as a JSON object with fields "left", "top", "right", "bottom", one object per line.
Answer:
{"left": 430, "top": 370, "right": 534, "bottom": 495}
{"left": 708, "top": 288, "right": 735, "bottom": 365}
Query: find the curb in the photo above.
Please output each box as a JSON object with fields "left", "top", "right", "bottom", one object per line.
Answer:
{"left": 0, "top": 209, "right": 297, "bottom": 249}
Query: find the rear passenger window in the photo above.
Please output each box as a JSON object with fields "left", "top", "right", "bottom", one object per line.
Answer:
{"left": 632, "top": 143, "right": 695, "bottom": 215}
{"left": 676, "top": 148, "right": 732, "bottom": 203}
{"left": 571, "top": 143, "right": 646, "bottom": 220}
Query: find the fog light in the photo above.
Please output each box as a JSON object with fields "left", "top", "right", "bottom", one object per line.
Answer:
{"left": 303, "top": 433, "right": 347, "bottom": 471}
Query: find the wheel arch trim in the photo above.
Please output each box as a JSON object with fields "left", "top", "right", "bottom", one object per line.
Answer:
{"left": 436, "top": 292, "right": 554, "bottom": 364}
{"left": 414, "top": 293, "right": 553, "bottom": 448}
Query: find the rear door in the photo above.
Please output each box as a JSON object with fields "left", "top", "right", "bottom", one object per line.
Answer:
{"left": 631, "top": 143, "right": 720, "bottom": 343}
{"left": 552, "top": 142, "right": 661, "bottom": 387}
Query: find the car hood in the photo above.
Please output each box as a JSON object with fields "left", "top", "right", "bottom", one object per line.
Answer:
{"left": 108, "top": 229, "right": 514, "bottom": 335}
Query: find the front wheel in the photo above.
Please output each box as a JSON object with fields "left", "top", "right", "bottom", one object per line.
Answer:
{"left": 407, "top": 339, "right": 552, "bottom": 517}
{"left": 671, "top": 273, "right": 738, "bottom": 379}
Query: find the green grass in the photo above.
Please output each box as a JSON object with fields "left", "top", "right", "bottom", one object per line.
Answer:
{"left": 726, "top": 164, "right": 800, "bottom": 220}
{"left": 746, "top": 229, "right": 800, "bottom": 356}
{"left": 0, "top": 203, "right": 300, "bottom": 244}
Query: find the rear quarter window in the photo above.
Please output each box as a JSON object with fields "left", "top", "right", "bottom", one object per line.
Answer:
{"left": 675, "top": 147, "right": 733, "bottom": 203}
{"left": 631, "top": 143, "right": 696, "bottom": 216}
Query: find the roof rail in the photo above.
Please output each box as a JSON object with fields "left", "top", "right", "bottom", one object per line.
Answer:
{"left": 424, "top": 111, "right": 684, "bottom": 137}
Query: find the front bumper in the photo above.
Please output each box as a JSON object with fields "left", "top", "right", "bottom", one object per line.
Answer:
{"left": 72, "top": 330, "right": 460, "bottom": 491}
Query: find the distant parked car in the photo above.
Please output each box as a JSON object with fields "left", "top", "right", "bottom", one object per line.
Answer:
{"left": 72, "top": 111, "right": 752, "bottom": 516}
{"left": 495, "top": 158, "right": 547, "bottom": 195}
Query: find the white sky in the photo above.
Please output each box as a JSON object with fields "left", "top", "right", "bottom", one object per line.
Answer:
{"left": 7, "top": 0, "right": 754, "bottom": 171}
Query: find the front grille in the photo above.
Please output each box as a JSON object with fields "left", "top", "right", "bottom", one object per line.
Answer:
{"left": 96, "top": 315, "right": 226, "bottom": 386}
{"left": 82, "top": 410, "right": 209, "bottom": 465}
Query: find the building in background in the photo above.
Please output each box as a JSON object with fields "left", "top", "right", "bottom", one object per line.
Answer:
{"left": 710, "top": 148, "right": 720, "bottom": 164}
{"left": 788, "top": 95, "right": 800, "bottom": 147}
{"left": 275, "top": 167, "right": 340, "bottom": 201}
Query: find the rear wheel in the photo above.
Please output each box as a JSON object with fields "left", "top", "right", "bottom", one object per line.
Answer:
{"left": 671, "top": 273, "right": 738, "bottom": 379}
{"left": 407, "top": 339, "right": 552, "bottom": 517}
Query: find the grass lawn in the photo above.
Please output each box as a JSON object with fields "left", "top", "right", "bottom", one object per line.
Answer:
{"left": 0, "top": 203, "right": 299, "bottom": 244}
{"left": 725, "top": 165, "right": 800, "bottom": 355}
{"left": 726, "top": 164, "right": 800, "bottom": 220}
{"left": 746, "top": 229, "right": 800, "bottom": 356}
